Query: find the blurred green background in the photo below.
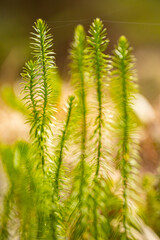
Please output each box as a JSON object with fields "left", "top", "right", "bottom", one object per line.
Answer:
{"left": 1, "top": 0, "right": 160, "bottom": 99}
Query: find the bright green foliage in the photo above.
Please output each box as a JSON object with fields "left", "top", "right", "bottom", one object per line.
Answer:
{"left": 111, "top": 36, "right": 138, "bottom": 239}
{"left": 21, "top": 19, "right": 60, "bottom": 239}
{"left": 69, "top": 24, "right": 89, "bottom": 239}
{"left": 54, "top": 95, "right": 75, "bottom": 197}
{"left": 22, "top": 60, "right": 39, "bottom": 135}
{"left": 87, "top": 18, "right": 109, "bottom": 176}
{"left": 0, "top": 142, "right": 37, "bottom": 239}
{"left": 0, "top": 18, "right": 157, "bottom": 240}
{"left": 30, "top": 19, "right": 55, "bottom": 174}
{"left": 87, "top": 18, "right": 109, "bottom": 240}
{"left": 49, "top": 96, "right": 75, "bottom": 240}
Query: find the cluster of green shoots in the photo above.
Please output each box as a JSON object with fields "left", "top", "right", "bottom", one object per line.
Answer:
{"left": 0, "top": 18, "right": 142, "bottom": 240}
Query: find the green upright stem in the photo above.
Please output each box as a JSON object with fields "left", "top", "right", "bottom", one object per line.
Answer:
{"left": 39, "top": 25, "right": 48, "bottom": 174}
{"left": 95, "top": 50, "right": 102, "bottom": 177}
{"left": 55, "top": 97, "right": 74, "bottom": 197}
{"left": 87, "top": 19, "right": 108, "bottom": 238}
{"left": 70, "top": 26, "right": 87, "bottom": 239}
{"left": 93, "top": 36, "right": 103, "bottom": 240}
{"left": 79, "top": 56, "right": 87, "bottom": 212}
{"left": 34, "top": 20, "right": 54, "bottom": 238}
{"left": 121, "top": 54, "right": 129, "bottom": 239}
{"left": 70, "top": 25, "right": 87, "bottom": 212}
{"left": 111, "top": 36, "right": 137, "bottom": 240}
